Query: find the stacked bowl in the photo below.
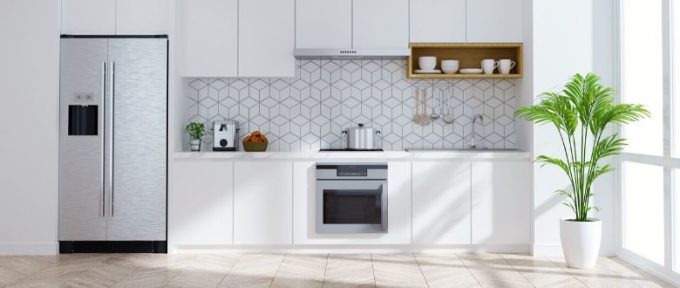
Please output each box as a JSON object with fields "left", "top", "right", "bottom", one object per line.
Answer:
{"left": 418, "top": 56, "right": 437, "bottom": 71}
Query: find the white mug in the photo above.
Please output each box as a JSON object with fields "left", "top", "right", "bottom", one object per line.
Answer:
{"left": 498, "top": 59, "right": 516, "bottom": 74}
{"left": 481, "top": 59, "right": 498, "bottom": 74}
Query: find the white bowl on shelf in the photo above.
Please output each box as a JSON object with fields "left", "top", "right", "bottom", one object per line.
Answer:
{"left": 441, "top": 60, "right": 459, "bottom": 74}
{"left": 418, "top": 56, "right": 437, "bottom": 70}
{"left": 442, "top": 67, "right": 458, "bottom": 74}
{"left": 441, "top": 60, "right": 459, "bottom": 66}
{"left": 442, "top": 65, "right": 459, "bottom": 74}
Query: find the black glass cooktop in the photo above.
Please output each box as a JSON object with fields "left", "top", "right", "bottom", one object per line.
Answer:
{"left": 319, "top": 148, "right": 384, "bottom": 152}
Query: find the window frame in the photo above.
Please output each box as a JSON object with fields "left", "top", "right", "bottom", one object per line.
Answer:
{"left": 616, "top": 0, "right": 678, "bottom": 283}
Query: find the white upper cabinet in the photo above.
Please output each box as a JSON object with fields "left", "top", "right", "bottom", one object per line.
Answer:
{"left": 410, "top": 0, "right": 466, "bottom": 43}
{"left": 178, "top": 0, "right": 238, "bottom": 77}
{"left": 353, "top": 0, "right": 409, "bottom": 49}
{"left": 466, "top": 0, "right": 523, "bottom": 42}
{"left": 239, "top": 0, "right": 296, "bottom": 77}
{"left": 234, "top": 161, "right": 293, "bottom": 245}
{"left": 296, "top": 0, "right": 352, "bottom": 49}
{"left": 61, "top": 0, "right": 116, "bottom": 34}
{"left": 413, "top": 161, "right": 471, "bottom": 245}
{"left": 115, "top": 0, "right": 169, "bottom": 34}
{"left": 471, "top": 161, "right": 531, "bottom": 245}
{"left": 62, "top": 0, "right": 168, "bottom": 35}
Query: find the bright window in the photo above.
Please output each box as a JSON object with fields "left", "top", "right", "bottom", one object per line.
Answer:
{"left": 674, "top": 0, "right": 680, "bottom": 157}
{"left": 622, "top": 162, "right": 665, "bottom": 265}
{"left": 621, "top": 0, "right": 663, "bottom": 155}
{"left": 619, "top": 0, "right": 671, "bottom": 273}
{"left": 675, "top": 170, "right": 680, "bottom": 272}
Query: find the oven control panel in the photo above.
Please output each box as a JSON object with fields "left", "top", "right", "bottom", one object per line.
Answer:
{"left": 316, "top": 163, "right": 388, "bottom": 180}
{"left": 337, "top": 165, "right": 368, "bottom": 177}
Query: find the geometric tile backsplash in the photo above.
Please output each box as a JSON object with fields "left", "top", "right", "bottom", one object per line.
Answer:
{"left": 184, "top": 58, "right": 517, "bottom": 151}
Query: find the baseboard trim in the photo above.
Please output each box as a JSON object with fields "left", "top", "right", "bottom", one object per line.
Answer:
{"left": 532, "top": 243, "right": 615, "bottom": 257}
{"left": 170, "top": 244, "right": 530, "bottom": 254}
{"left": 0, "top": 242, "right": 58, "bottom": 255}
{"left": 59, "top": 241, "right": 167, "bottom": 253}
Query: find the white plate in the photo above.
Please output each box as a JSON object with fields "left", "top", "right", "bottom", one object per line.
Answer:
{"left": 414, "top": 69, "right": 442, "bottom": 74}
{"left": 459, "top": 68, "right": 483, "bottom": 74}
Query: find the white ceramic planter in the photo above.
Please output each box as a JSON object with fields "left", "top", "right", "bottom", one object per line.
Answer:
{"left": 560, "top": 219, "right": 602, "bottom": 269}
{"left": 190, "top": 139, "right": 201, "bottom": 152}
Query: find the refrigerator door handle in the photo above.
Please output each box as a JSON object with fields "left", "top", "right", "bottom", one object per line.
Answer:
{"left": 107, "top": 61, "right": 115, "bottom": 218}
{"left": 101, "top": 61, "right": 106, "bottom": 218}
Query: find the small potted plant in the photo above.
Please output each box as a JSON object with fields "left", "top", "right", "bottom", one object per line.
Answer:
{"left": 185, "top": 122, "right": 205, "bottom": 152}
{"left": 515, "top": 73, "right": 649, "bottom": 269}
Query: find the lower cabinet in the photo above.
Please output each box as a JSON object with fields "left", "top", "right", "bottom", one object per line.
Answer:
{"left": 170, "top": 158, "right": 530, "bottom": 249}
{"left": 412, "top": 161, "right": 472, "bottom": 245}
{"left": 471, "top": 161, "right": 531, "bottom": 245}
{"left": 170, "top": 160, "right": 234, "bottom": 248}
{"left": 234, "top": 161, "right": 293, "bottom": 245}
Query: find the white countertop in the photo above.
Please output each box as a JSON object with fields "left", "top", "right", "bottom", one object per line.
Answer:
{"left": 174, "top": 150, "right": 531, "bottom": 161}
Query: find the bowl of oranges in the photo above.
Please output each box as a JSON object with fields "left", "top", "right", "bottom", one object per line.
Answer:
{"left": 242, "top": 130, "right": 268, "bottom": 152}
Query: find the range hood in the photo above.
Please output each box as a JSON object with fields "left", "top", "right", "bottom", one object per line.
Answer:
{"left": 294, "top": 48, "right": 410, "bottom": 58}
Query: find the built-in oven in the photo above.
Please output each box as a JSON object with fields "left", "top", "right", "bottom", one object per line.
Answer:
{"left": 315, "top": 163, "right": 388, "bottom": 233}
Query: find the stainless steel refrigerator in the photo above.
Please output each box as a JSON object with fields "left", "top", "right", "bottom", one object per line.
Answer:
{"left": 59, "top": 36, "right": 167, "bottom": 253}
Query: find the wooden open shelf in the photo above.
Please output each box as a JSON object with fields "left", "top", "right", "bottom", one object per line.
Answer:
{"left": 408, "top": 43, "right": 523, "bottom": 79}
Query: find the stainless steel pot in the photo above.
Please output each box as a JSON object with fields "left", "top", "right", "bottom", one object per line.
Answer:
{"left": 342, "top": 123, "right": 382, "bottom": 150}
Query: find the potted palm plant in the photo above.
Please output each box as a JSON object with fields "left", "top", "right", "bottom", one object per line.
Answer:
{"left": 185, "top": 122, "right": 205, "bottom": 152}
{"left": 515, "top": 73, "right": 649, "bottom": 269}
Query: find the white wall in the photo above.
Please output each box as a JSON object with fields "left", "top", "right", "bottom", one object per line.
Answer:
{"left": 528, "top": 0, "right": 616, "bottom": 256}
{"left": 0, "top": 0, "right": 60, "bottom": 254}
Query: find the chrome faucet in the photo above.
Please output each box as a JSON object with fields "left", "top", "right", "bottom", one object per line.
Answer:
{"left": 469, "top": 114, "right": 484, "bottom": 149}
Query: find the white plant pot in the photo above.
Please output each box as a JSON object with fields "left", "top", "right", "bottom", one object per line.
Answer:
{"left": 190, "top": 139, "right": 201, "bottom": 152}
{"left": 560, "top": 218, "right": 602, "bottom": 269}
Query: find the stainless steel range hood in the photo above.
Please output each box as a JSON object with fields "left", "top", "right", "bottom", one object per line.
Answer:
{"left": 294, "top": 48, "right": 410, "bottom": 58}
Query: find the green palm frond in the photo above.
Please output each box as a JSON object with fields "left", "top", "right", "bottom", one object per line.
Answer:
{"left": 536, "top": 155, "right": 570, "bottom": 174}
{"left": 591, "top": 135, "right": 625, "bottom": 161}
{"left": 515, "top": 73, "right": 650, "bottom": 221}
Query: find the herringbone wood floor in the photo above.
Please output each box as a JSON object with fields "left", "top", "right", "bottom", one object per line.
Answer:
{"left": 0, "top": 253, "right": 671, "bottom": 288}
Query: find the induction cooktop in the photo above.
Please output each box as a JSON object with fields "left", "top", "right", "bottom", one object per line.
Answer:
{"left": 318, "top": 148, "right": 384, "bottom": 152}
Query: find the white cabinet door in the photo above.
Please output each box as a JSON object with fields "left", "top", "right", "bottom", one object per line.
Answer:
{"left": 239, "top": 0, "right": 295, "bottom": 77}
{"left": 170, "top": 160, "right": 234, "bottom": 249}
{"left": 177, "top": 0, "right": 238, "bottom": 77}
{"left": 292, "top": 161, "right": 411, "bottom": 245}
{"left": 234, "top": 161, "right": 293, "bottom": 245}
{"left": 296, "top": 0, "right": 352, "bottom": 49}
{"left": 353, "top": 0, "right": 409, "bottom": 49}
{"left": 471, "top": 161, "right": 530, "bottom": 245}
{"left": 61, "top": 0, "right": 116, "bottom": 34}
{"left": 410, "top": 0, "right": 466, "bottom": 43}
{"left": 412, "top": 161, "right": 471, "bottom": 244}
{"left": 466, "top": 0, "right": 523, "bottom": 42}
{"left": 115, "top": 0, "right": 169, "bottom": 34}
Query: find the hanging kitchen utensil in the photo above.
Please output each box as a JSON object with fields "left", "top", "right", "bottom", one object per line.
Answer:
{"left": 442, "top": 90, "right": 455, "bottom": 124}
{"left": 420, "top": 88, "right": 431, "bottom": 126}
{"left": 430, "top": 88, "right": 441, "bottom": 121}
{"left": 413, "top": 88, "right": 423, "bottom": 125}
